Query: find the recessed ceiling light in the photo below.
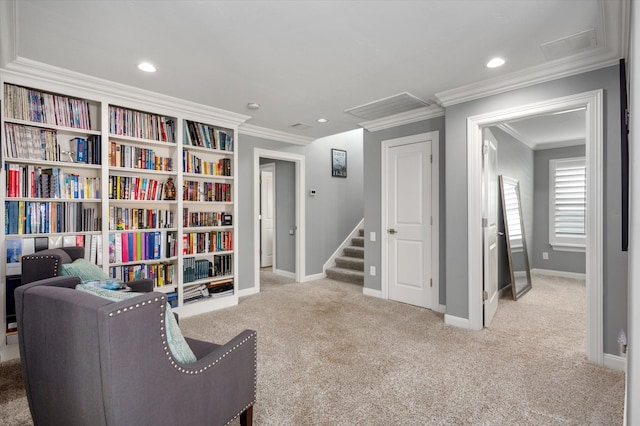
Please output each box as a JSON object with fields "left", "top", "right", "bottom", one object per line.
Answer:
{"left": 137, "top": 62, "right": 157, "bottom": 73}
{"left": 247, "top": 102, "right": 261, "bottom": 110}
{"left": 486, "top": 57, "right": 505, "bottom": 68}
{"left": 317, "top": 118, "right": 328, "bottom": 123}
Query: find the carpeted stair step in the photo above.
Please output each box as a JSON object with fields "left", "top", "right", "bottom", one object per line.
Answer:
{"left": 351, "top": 236, "right": 364, "bottom": 247}
{"left": 326, "top": 266, "right": 364, "bottom": 284}
{"left": 343, "top": 246, "right": 364, "bottom": 259}
{"left": 335, "top": 256, "right": 364, "bottom": 271}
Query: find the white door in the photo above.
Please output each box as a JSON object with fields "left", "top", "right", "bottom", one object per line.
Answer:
{"left": 387, "top": 141, "right": 432, "bottom": 308}
{"left": 260, "top": 165, "right": 274, "bottom": 267}
{"left": 483, "top": 129, "right": 499, "bottom": 326}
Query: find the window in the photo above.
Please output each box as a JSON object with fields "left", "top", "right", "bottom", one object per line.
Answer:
{"left": 549, "top": 157, "right": 586, "bottom": 252}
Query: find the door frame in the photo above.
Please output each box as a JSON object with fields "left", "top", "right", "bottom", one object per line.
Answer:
{"left": 253, "top": 148, "right": 306, "bottom": 291}
{"left": 466, "top": 90, "right": 603, "bottom": 364}
{"left": 259, "top": 162, "right": 276, "bottom": 270}
{"left": 381, "top": 131, "right": 440, "bottom": 311}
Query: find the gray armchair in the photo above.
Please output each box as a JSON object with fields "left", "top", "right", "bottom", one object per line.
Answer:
{"left": 15, "top": 276, "right": 257, "bottom": 426}
{"left": 21, "top": 247, "right": 153, "bottom": 292}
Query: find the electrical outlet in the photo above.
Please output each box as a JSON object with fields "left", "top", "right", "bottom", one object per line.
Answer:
{"left": 542, "top": 252, "right": 549, "bottom": 260}
{"left": 370, "top": 266, "right": 376, "bottom": 276}
{"left": 370, "top": 231, "right": 376, "bottom": 242}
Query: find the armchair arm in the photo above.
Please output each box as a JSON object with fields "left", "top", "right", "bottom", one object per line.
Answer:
{"left": 96, "top": 293, "right": 256, "bottom": 425}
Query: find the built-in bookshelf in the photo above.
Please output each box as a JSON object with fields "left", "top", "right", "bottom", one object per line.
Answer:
{"left": 180, "top": 119, "right": 235, "bottom": 308}
{"left": 1, "top": 76, "right": 240, "bottom": 360}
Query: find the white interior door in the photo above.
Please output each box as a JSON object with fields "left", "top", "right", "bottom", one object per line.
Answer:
{"left": 483, "top": 128, "right": 499, "bottom": 326}
{"left": 260, "top": 164, "right": 274, "bottom": 267}
{"left": 387, "top": 140, "right": 432, "bottom": 308}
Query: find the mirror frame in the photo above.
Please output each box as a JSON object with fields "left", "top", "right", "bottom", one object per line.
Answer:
{"left": 499, "top": 175, "right": 532, "bottom": 300}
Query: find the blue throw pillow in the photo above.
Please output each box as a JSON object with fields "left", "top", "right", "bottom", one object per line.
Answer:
{"left": 76, "top": 284, "right": 197, "bottom": 364}
{"left": 60, "top": 258, "right": 108, "bottom": 281}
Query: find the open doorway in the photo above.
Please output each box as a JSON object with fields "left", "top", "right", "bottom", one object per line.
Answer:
{"left": 253, "top": 148, "right": 306, "bottom": 293}
{"left": 467, "top": 90, "right": 604, "bottom": 364}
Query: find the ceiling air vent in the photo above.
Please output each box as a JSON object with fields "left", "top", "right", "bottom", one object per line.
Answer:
{"left": 344, "top": 92, "right": 430, "bottom": 121}
{"left": 290, "top": 122, "right": 313, "bottom": 130}
{"left": 540, "top": 28, "right": 597, "bottom": 61}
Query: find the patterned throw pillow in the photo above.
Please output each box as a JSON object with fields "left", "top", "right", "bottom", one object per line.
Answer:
{"left": 76, "top": 283, "right": 197, "bottom": 364}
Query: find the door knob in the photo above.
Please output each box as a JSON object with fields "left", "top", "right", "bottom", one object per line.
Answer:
{"left": 387, "top": 228, "right": 397, "bottom": 234}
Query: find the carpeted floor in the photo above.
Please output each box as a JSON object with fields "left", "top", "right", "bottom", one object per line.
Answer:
{"left": 0, "top": 272, "right": 625, "bottom": 425}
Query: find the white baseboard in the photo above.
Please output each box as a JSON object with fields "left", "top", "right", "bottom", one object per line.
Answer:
{"left": 274, "top": 269, "right": 295, "bottom": 279}
{"left": 434, "top": 304, "right": 446, "bottom": 314}
{"left": 530, "top": 268, "right": 586, "bottom": 280}
{"left": 603, "top": 353, "right": 627, "bottom": 372}
{"left": 363, "top": 287, "right": 383, "bottom": 298}
{"left": 301, "top": 272, "right": 325, "bottom": 282}
{"left": 237, "top": 287, "right": 259, "bottom": 298}
{"left": 444, "top": 314, "right": 470, "bottom": 329}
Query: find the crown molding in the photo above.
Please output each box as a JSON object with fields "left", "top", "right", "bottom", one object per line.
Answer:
{"left": 358, "top": 105, "right": 444, "bottom": 132}
{"left": 239, "top": 123, "right": 314, "bottom": 145}
{"left": 0, "top": 0, "right": 17, "bottom": 67}
{"left": 495, "top": 123, "right": 585, "bottom": 151}
{"left": 2, "top": 57, "right": 251, "bottom": 127}
{"left": 436, "top": 0, "right": 628, "bottom": 107}
{"left": 435, "top": 53, "right": 619, "bottom": 107}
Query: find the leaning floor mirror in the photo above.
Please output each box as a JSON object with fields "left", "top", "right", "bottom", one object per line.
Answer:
{"left": 499, "top": 175, "right": 532, "bottom": 300}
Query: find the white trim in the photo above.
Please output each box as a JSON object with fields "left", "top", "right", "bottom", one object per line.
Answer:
{"left": 435, "top": 304, "right": 447, "bottom": 314}
{"left": 301, "top": 272, "right": 326, "bottom": 282}
{"left": 363, "top": 287, "right": 383, "bottom": 299}
{"left": 237, "top": 287, "right": 260, "bottom": 298}
{"left": 274, "top": 269, "right": 295, "bottom": 279}
{"left": 380, "top": 131, "right": 440, "bottom": 311}
{"left": 253, "top": 148, "right": 306, "bottom": 292}
{"left": 436, "top": 1, "right": 628, "bottom": 106}
{"left": 466, "top": 90, "right": 603, "bottom": 364}
{"left": 495, "top": 123, "right": 585, "bottom": 151}
{"left": 0, "top": 342, "right": 20, "bottom": 362}
{"left": 323, "top": 218, "right": 364, "bottom": 271}
{"left": 3, "top": 58, "right": 250, "bottom": 128}
{"left": 444, "top": 314, "right": 470, "bottom": 329}
{"left": 0, "top": 0, "right": 17, "bottom": 68}
{"left": 240, "top": 123, "right": 314, "bottom": 145}
{"left": 359, "top": 105, "right": 444, "bottom": 132}
{"left": 603, "top": 353, "right": 627, "bottom": 372}
{"left": 530, "top": 268, "right": 586, "bottom": 281}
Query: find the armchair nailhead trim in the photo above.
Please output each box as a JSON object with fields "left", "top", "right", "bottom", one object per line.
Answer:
{"left": 23, "top": 255, "right": 60, "bottom": 276}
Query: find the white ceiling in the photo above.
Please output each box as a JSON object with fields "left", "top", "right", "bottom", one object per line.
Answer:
{"left": 2, "top": 0, "right": 629, "bottom": 141}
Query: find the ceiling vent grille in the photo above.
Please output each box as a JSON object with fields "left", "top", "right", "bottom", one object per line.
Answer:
{"left": 290, "top": 122, "right": 313, "bottom": 130}
{"left": 344, "top": 92, "right": 430, "bottom": 121}
{"left": 540, "top": 28, "right": 597, "bottom": 61}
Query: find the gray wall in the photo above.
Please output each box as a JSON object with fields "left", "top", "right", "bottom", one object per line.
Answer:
{"left": 445, "top": 65, "right": 628, "bottom": 354}
{"left": 490, "top": 126, "right": 535, "bottom": 290}
{"left": 363, "top": 116, "right": 446, "bottom": 305}
{"left": 259, "top": 159, "right": 296, "bottom": 273}
{"left": 532, "top": 145, "right": 586, "bottom": 274}
{"left": 238, "top": 129, "right": 364, "bottom": 289}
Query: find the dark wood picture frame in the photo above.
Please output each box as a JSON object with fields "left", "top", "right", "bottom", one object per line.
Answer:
{"left": 331, "top": 148, "right": 347, "bottom": 178}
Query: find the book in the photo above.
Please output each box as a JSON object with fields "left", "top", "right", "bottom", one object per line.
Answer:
{"left": 35, "top": 237, "right": 49, "bottom": 252}
{"left": 6, "top": 238, "right": 22, "bottom": 275}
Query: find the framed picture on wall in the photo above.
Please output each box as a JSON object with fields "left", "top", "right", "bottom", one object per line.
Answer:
{"left": 331, "top": 149, "right": 347, "bottom": 178}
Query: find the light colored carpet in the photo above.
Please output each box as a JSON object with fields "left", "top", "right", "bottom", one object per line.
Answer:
{"left": 0, "top": 273, "right": 625, "bottom": 425}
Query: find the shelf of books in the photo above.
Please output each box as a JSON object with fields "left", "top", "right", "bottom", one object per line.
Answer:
{"left": 107, "top": 105, "right": 180, "bottom": 305}
{"left": 173, "top": 119, "right": 237, "bottom": 316}
{"left": 2, "top": 81, "right": 103, "bottom": 358}
{"left": 1, "top": 76, "right": 241, "bottom": 359}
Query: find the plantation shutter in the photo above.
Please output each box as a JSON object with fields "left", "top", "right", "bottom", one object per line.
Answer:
{"left": 549, "top": 157, "right": 586, "bottom": 250}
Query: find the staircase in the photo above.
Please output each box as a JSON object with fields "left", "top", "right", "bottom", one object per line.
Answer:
{"left": 326, "top": 229, "right": 364, "bottom": 285}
